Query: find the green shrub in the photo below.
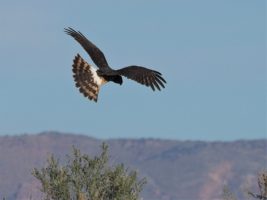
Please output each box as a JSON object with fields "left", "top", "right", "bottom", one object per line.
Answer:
{"left": 33, "top": 143, "right": 146, "bottom": 200}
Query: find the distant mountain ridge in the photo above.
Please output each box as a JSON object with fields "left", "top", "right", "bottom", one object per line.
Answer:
{"left": 0, "top": 132, "right": 266, "bottom": 200}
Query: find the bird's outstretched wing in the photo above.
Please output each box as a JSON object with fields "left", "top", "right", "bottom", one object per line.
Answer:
{"left": 117, "top": 66, "right": 166, "bottom": 91}
{"left": 64, "top": 27, "right": 109, "bottom": 69}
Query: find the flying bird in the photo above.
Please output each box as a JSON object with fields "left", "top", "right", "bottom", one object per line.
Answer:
{"left": 64, "top": 27, "right": 166, "bottom": 102}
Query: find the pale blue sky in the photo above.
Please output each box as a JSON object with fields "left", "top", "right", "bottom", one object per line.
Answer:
{"left": 0, "top": 0, "right": 266, "bottom": 140}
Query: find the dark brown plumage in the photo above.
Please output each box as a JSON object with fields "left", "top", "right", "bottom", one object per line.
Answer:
{"left": 65, "top": 27, "right": 166, "bottom": 102}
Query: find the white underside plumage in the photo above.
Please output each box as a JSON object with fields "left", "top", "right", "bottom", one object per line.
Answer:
{"left": 89, "top": 65, "right": 107, "bottom": 87}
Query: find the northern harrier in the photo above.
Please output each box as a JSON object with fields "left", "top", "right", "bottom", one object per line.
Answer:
{"left": 65, "top": 27, "right": 166, "bottom": 102}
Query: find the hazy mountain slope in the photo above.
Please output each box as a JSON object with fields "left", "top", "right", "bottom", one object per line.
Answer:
{"left": 0, "top": 132, "right": 266, "bottom": 200}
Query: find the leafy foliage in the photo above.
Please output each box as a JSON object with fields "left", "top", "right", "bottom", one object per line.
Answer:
{"left": 32, "top": 143, "right": 146, "bottom": 200}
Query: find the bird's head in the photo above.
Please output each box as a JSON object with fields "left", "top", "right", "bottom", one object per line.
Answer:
{"left": 113, "top": 75, "right": 123, "bottom": 85}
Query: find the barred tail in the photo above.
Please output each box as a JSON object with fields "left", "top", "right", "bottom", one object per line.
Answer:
{"left": 72, "top": 54, "right": 107, "bottom": 102}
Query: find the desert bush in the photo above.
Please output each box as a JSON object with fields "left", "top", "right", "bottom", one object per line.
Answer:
{"left": 32, "top": 143, "right": 146, "bottom": 200}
